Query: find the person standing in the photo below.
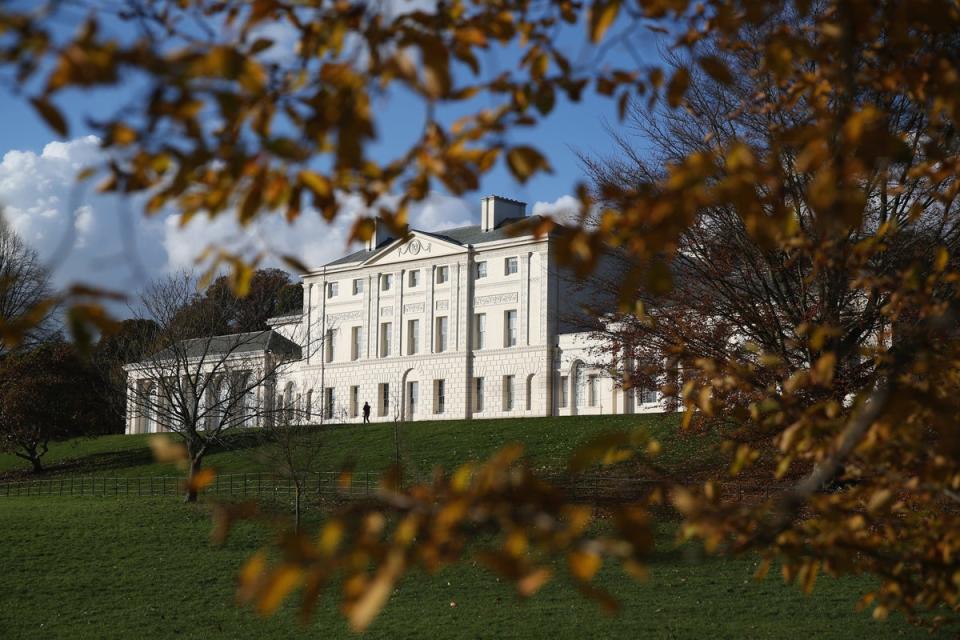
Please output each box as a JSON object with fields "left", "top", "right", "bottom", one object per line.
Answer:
{"left": 362, "top": 401, "right": 371, "bottom": 424}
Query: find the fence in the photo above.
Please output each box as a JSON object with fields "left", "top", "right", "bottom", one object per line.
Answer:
{"left": 0, "top": 471, "right": 784, "bottom": 504}
{"left": 0, "top": 471, "right": 384, "bottom": 499}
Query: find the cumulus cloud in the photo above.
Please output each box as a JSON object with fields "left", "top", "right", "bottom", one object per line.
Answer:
{"left": 532, "top": 195, "right": 582, "bottom": 224}
{"left": 0, "top": 136, "right": 476, "bottom": 300}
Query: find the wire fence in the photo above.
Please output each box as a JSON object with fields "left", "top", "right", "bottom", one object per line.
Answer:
{"left": 0, "top": 471, "right": 785, "bottom": 503}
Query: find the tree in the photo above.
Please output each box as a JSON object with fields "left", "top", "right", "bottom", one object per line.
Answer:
{"left": 124, "top": 272, "right": 305, "bottom": 502}
{"left": 0, "top": 220, "right": 57, "bottom": 356}
{"left": 0, "top": 341, "right": 102, "bottom": 472}
{"left": 2, "top": 0, "right": 960, "bottom": 632}
{"left": 258, "top": 405, "right": 323, "bottom": 534}
{"left": 202, "top": 268, "right": 297, "bottom": 334}
{"left": 92, "top": 318, "right": 161, "bottom": 433}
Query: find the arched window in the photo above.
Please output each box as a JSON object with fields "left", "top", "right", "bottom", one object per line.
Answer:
{"left": 305, "top": 389, "right": 313, "bottom": 422}
{"left": 525, "top": 374, "right": 535, "bottom": 411}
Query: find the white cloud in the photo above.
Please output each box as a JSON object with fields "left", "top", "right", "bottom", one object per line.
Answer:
{"left": 532, "top": 195, "right": 582, "bottom": 224}
{"left": 0, "top": 137, "right": 476, "bottom": 300}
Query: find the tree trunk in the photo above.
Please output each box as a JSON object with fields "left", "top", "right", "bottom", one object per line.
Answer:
{"left": 294, "top": 483, "right": 301, "bottom": 534}
{"left": 184, "top": 455, "right": 202, "bottom": 503}
{"left": 29, "top": 454, "right": 44, "bottom": 474}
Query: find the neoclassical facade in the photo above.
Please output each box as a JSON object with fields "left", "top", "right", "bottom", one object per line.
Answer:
{"left": 125, "top": 195, "right": 663, "bottom": 433}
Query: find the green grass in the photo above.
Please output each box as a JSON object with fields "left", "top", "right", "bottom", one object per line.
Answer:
{"left": 0, "top": 414, "right": 710, "bottom": 481}
{"left": 0, "top": 497, "right": 933, "bottom": 640}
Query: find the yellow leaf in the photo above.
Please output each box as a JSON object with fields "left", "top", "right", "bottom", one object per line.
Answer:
{"left": 348, "top": 551, "right": 404, "bottom": 632}
{"left": 518, "top": 567, "right": 552, "bottom": 597}
{"left": 188, "top": 467, "right": 216, "bottom": 492}
{"left": 298, "top": 170, "right": 332, "bottom": 200}
{"left": 257, "top": 564, "right": 303, "bottom": 616}
{"left": 506, "top": 146, "right": 552, "bottom": 183}
{"left": 569, "top": 550, "right": 602, "bottom": 581}
{"left": 589, "top": 1, "right": 620, "bottom": 43}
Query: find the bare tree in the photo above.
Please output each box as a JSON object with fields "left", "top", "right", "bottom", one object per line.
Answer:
{"left": 124, "top": 272, "right": 307, "bottom": 502}
{"left": 0, "top": 218, "right": 58, "bottom": 355}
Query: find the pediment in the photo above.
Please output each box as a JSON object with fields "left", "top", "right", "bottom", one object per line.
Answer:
{"left": 362, "top": 231, "right": 464, "bottom": 266}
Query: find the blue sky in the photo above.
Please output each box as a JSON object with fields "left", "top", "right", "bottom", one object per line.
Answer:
{"left": 0, "top": 6, "right": 662, "bottom": 297}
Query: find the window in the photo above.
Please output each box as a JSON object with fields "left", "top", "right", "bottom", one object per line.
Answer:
{"left": 435, "top": 316, "right": 448, "bottom": 352}
{"left": 352, "top": 279, "right": 364, "bottom": 295}
{"left": 436, "top": 265, "right": 449, "bottom": 284}
{"left": 638, "top": 385, "right": 658, "bottom": 405}
{"left": 503, "top": 375, "right": 515, "bottom": 411}
{"left": 504, "top": 310, "right": 517, "bottom": 347}
{"left": 474, "top": 377, "right": 484, "bottom": 412}
{"left": 407, "top": 319, "right": 420, "bottom": 355}
{"left": 407, "top": 381, "right": 418, "bottom": 419}
{"left": 380, "top": 322, "right": 392, "bottom": 357}
{"left": 351, "top": 326, "right": 363, "bottom": 361}
{"left": 306, "top": 389, "right": 313, "bottom": 420}
{"left": 434, "top": 379, "right": 445, "bottom": 414}
{"left": 324, "top": 387, "right": 335, "bottom": 420}
{"left": 473, "top": 313, "right": 486, "bottom": 349}
{"left": 474, "top": 261, "right": 487, "bottom": 279}
{"left": 525, "top": 375, "right": 533, "bottom": 411}
{"left": 408, "top": 270, "right": 420, "bottom": 287}
{"left": 327, "top": 282, "right": 338, "bottom": 298}
{"left": 324, "top": 328, "right": 336, "bottom": 362}
{"left": 378, "top": 383, "right": 390, "bottom": 417}
{"left": 350, "top": 385, "right": 359, "bottom": 418}
{"left": 381, "top": 274, "right": 393, "bottom": 291}
{"left": 505, "top": 256, "right": 518, "bottom": 275}
{"left": 559, "top": 376, "right": 568, "bottom": 408}
{"left": 588, "top": 375, "right": 598, "bottom": 407}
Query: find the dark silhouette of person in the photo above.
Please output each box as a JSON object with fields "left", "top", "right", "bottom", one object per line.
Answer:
{"left": 362, "top": 401, "right": 371, "bottom": 423}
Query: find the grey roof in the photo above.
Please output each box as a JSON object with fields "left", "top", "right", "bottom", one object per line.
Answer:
{"left": 324, "top": 216, "right": 548, "bottom": 267}
{"left": 151, "top": 330, "right": 301, "bottom": 361}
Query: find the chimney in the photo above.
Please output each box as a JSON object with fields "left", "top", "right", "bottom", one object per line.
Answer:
{"left": 480, "top": 195, "right": 526, "bottom": 232}
{"left": 364, "top": 218, "right": 392, "bottom": 251}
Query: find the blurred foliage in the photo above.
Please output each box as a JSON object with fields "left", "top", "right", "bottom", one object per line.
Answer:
{"left": 2, "top": 0, "right": 960, "bottom": 632}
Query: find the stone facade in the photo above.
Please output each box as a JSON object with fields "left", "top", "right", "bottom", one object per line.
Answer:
{"left": 125, "top": 196, "right": 666, "bottom": 432}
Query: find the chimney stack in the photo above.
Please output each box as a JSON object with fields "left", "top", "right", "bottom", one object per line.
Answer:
{"left": 364, "top": 218, "right": 393, "bottom": 251}
{"left": 480, "top": 195, "right": 526, "bottom": 232}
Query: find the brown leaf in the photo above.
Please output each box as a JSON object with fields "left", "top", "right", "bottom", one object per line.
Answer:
{"left": 31, "top": 97, "right": 68, "bottom": 136}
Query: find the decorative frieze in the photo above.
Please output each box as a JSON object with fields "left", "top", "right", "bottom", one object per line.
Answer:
{"left": 380, "top": 306, "right": 394, "bottom": 317}
{"left": 435, "top": 299, "right": 449, "bottom": 311}
{"left": 328, "top": 310, "right": 362, "bottom": 322}
{"left": 474, "top": 292, "right": 518, "bottom": 307}
{"left": 403, "top": 302, "right": 425, "bottom": 314}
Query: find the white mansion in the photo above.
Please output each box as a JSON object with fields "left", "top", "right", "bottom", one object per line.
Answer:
{"left": 124, "top": 196, "right": 662, "bottom": 434}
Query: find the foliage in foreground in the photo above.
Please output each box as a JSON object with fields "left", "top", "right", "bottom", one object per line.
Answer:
{"left": 1, "top": 0, "right": 960, "bottom": 632}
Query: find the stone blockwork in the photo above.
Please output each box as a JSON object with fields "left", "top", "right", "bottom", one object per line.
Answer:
{"left": 126, "top": 197, "right": 668, "bottom": 433}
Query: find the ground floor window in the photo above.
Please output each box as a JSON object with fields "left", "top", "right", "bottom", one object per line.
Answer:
{"left": 324, "top": 387, "right": 335, "bottom": 420}
{"left": 526, "top": 374, "right": 534, "bottom": 411}
{"left": 434, "top": 379, "right": 445, "bottom": 414}
{"left": 378, "top": 382, "right": 390, "bottom": 417}
{"left": 587, "top": 375, "right": 598, "bottom": 407}
{"left": 502, "top": 375, "right": 515, "bottom": 411}
{"left": 558, "top": 376, "right": 568, "bottom": 408}
{"left": 350, "top": 385, "right": 360, "bottom": 417}
{"left": 407, "top": 381, "right": 418, "bottom": 419}
{"left": 474, "top": 377, "right": 484, "bottom": 412}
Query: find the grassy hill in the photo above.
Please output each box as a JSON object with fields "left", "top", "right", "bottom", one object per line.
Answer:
{"left": 0, "top": 413, "right": 710, "bottom": 481}
{"left": 0, "top": 414, "right": 938, "bottom": 638}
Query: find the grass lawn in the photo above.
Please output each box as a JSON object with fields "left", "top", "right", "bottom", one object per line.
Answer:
{"left": 0, "top": 497, "right": 932, "bottom": 640}
{"left": 0, "top": 414, "right": 709, "bottom": 481}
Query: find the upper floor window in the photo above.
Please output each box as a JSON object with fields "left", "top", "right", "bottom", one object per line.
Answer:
{"left": 380, "top": 322, "right": 392, "bottom": 357}
{"left": 408, "top": 270, "right": 420, "bottom": 287}
{"left": 327, "top": 282, "right": 338, "bottom": 298}
{"left": 436, "top": 266, "right": 449, "bottom": 284}
{"left": 504, "top": 309, "right": 517, "bottom": 347}
{"left": 407, "top": 319, "right": 420, "bottom": 355}
{"left": 352, "top": 279, "right": 364, "bottom": 295}
{"left": 324, "top": 328, "right": 336, "bottom": 362}
{"left": 350, "top": 326, "right": 363, "bottom": 361}
{"left": 504, "top": 257, "right": 518, "bottom": 275}
{"left": 473, "top": 313, "right": 486, "bottom": 349}
{"left": 474, "top": 261, "right": 487, "bottom": 279}
{"left": 435, "top": 316, "right": 449, "bottom": 353}
{"left": 381, "top": 274, "right": 393, "bottom": 291}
